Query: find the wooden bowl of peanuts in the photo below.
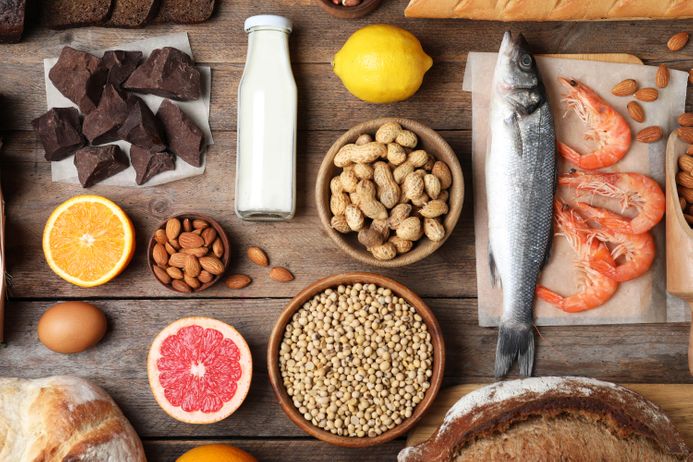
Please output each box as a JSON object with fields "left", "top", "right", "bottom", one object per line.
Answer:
{"left": 267, "top": 272, "right": 445, "bottom": 447}
{"left": 316, "top": 118, "right": 464, "bottom": 267}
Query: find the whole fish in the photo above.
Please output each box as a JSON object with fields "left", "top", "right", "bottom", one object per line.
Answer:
{"left": 487, "top": 31, "right": 556, "bottom": 377}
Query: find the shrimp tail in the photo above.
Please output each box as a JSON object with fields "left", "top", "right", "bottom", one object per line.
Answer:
{"left": 495, "top": 321, "right": 534, "bottom": 377}
{"left": 557, "top": 142, "right": 584, "bottom": 167}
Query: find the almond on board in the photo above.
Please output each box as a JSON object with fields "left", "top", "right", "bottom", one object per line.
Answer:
{"left": 667, "top": 32, "right": 689, "bottom": 51}
{"left": 247, "top": 246, "right": 270, "bottom": 266}
{"left": 225, "top": 274, "right": 252, "bottom": 289}
{"left": 627, "top": 101, "right": 645, "bottom": 123}
{"left": 270, "top": 266, "right": 294, "bottom": 282}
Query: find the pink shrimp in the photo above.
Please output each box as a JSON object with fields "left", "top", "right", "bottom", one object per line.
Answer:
{"left": 557, "top": 77, "right": 632, "bottom": 170}
{"left": 559, "top": 171, "right": 665, "bottom": 234}
{"left": 536, "top": 200, "right": 619, "bottom": 313}
{"left": 587, "top": 228, "right": 655, "bottom": 282}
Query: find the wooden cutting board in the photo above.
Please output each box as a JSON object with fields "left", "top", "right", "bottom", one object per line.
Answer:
{"left": 406, "top": 383, "right": 693, "bottom": 448}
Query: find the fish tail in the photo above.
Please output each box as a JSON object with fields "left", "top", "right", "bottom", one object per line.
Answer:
{"left": 495, "top": 322, "right": 535, "bottom": 377}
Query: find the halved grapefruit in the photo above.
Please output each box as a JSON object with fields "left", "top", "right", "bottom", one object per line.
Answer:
{"left": 147, "top": 317, "right": 252, "bottom": 424}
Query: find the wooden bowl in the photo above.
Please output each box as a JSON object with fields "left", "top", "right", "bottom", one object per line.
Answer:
{"left": 316, "top": 118, "right": 464, "bottom": 267}
{"left": 317, "top": 0, "right": 382, "bottom": 19}
{"left": 147, "top": 213, "right": 230, "bottom": 293}
{"left": 267, "top": 272, "right": 445, "bottom": 448}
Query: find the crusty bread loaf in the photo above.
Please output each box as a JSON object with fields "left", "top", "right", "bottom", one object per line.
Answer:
{"left": 399, "top": 377, "right": 690, "bottom": 462}
{"left": 0, "top": 376, "right": 146, "bottom": 462}
{"left": 107, "top": 0, "right": 158, "bottom": 27}
{"left": 404, "top": 0, "right": 693, "bottom": 21}
{"left": 0, "top": 0, "right": 25, "bottom": 43}
{"left": 43, "top": 0, "right": 113, "bottom": 29}
{"left": 154, "top": 0, "right": 215, "bottom": 24}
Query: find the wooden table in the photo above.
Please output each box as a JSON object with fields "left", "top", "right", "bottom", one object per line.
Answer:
{"left": 0, "top": 1, "right": 691, "bottom": 460}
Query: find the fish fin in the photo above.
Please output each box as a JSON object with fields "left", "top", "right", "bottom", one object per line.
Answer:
{"left": 495, "top": 322, "right": 535, "bottom": 377}
{"left": 488, "top": 244, "right": 501, "bottom": 288}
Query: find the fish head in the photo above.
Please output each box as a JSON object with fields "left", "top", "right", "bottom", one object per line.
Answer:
{"left": 494, "top": 31, "right": 545, "bottom": 116}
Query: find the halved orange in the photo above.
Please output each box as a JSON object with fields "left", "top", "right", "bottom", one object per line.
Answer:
{"left": 42, "top": 195, "right": 135, "bottom": 288}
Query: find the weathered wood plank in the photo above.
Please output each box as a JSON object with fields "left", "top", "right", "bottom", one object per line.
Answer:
{"left": 142, "top": 439, "right": 403, "bottom": 462}
{"left": 1, "top": 299, "right": 689, "bottom": 438}
{"left": 0, "top": 130, "right": 475, "bottom": 299}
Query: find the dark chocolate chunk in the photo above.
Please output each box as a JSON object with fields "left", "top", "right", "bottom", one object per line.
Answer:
{"left": 156, "top": 99, "right": 205, "bottom": 167}
{"left": 101, "top": 50, "right": 143, "bottom": 88}
{"left": 31, "top": 107, "right": 85, "bottom": 161}
{"left": 124, "top": 47, "right": 201, "bottom": 101}
{"left": 48, "top": 47, "right": 108, "bottom": 114}
{"left": 82, "top": 85, "right": 129, "bottom": 145}
{"left": 74, "top": 145, "right": 129, "bottom": 187}
{"left": 118, "top": 95, "right": 166, "bottom": 151}
{"left": 130, "top": 146, "right": 175, "bottom": 185}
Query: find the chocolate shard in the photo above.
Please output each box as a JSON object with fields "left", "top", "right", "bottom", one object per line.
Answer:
{"left": 74, "top": 145, "right": 129, "bottom": 187}
{"left": 124, "top": 47, "right": 201, "bottom": 101}
{"left": 156, "top": 99, "right": 205, "bottom": 167}
{"left": 130, "top": 146, "right": 175, "bottom": 185}
{"left": 31, "top": 107, "right": 85, "bottom": 161}
{"left": 48, "top": 47, "right": 107, "bottom": 114}
{"left": 101, "top": 50, "right": 143, "bottom": 88}
{"left": 82, "top": 84, "right": 129, "bottom": 145}
{"left": 118, "top": 95, "right": 166, "bottom": 151}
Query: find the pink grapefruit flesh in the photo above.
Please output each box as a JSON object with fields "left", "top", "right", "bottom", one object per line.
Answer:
{"left": 147, "top": 317, "right": 252, "bottom": 424}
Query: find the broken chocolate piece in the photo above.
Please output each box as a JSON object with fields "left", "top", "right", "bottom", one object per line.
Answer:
{"left": 118, "top": 95, "right": 166, "bottom": 151}
{"left": 48, "top": 47, "right": 107, "bottom": 114}
{"left": 74, "top": 145, "right": 129, "bottom": 187}
{"left": 101, "top": 50, "right": 143, "bottom": 88}
{"left": 130, "top": 145, "right": 175, "bottom": 185}
{"left": 31, "top": 107, "right": 85, "bottom": 161}
{"left": 156, "top": 99, "right": 205, "bottom": 167}
{"left": 124, "top": 47, "right": 201, "bottom": 101}
{"left": 82, "top": 84, "right": 129, "bottom": 145}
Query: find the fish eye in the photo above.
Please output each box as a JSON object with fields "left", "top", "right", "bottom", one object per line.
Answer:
{"left": 519, "top": 54, "right": 532, "bottom": 68}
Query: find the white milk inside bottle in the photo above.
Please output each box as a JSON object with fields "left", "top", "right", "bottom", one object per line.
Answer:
{"left": 236, "top": 15, "right": 297, "bottom": 221}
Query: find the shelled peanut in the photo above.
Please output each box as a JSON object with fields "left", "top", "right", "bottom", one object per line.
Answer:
{"left": 151, "top": 217, "right": 226, "bottom": 292}
{"left": 329, "top": 122, "right": 453, "bottom": 261}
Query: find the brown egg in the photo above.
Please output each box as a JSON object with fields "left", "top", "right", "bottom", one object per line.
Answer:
{"left": 38, "top": 301, "right": 107, "bottom": 354}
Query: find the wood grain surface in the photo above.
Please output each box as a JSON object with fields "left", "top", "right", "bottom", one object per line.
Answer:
{"left": 0, "top": 0, "right": 692, "bottom": 460}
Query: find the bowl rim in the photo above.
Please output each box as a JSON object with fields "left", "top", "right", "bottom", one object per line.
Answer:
{"left": 315, "top": 117, "right": 465, "bottom": 268}
{"left": 267, "top": 272, "right": 445, "bottom": 448}
{"left": 146, "top": 212, "right": 231, "bottom": 293}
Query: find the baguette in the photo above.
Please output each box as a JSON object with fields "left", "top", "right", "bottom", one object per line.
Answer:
{"left": 404, "top": 0, "right": 693, "bottom": 21}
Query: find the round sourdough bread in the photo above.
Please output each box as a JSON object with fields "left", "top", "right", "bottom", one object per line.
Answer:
{"left": 399, "top": 377, "right": 690, "bottom": 462}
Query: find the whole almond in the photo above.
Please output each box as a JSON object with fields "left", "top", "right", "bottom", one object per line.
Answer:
{"left": 154, "top": 229, "right": 167, "bottom": 245}
{"left": 636, "top": 126, "right": 663, "bottom": 143}
{"left": 179, "top": 232, "right": 205, "bottom": 249}
{"left": 192, "top": 228, "right": 203, "bottom": 235}
{"left": 202, "top": 227, "right": 217, "bottom": 247}
{"left": 171, "top": 279, "right": 192, "bottom": 293}
{"left": 611, "top": 79, "right": 637, "bottom": 96}
{"left": 270, "top": 266, "right": 294, "bottom": 282}
{"left": 164, "top": 242, "right": 176, "bottom": 255}
{"left": 681, "top": 187, "right": 693, "bottom": 203}
{"left": 165, "top": 218, "right": 181, "bottom": 241}
{"left": 678, "top": 127, "right": 693, "bottom": 144}
{"left": 169, "top": 252, "right": 187, "bottom": 268}
{"left": 199, "top": 256, "right": 225, "bottom": 275}
{"left": 170, "top": 239, "right": 181, "bottom": 250}
{"left": 685, "top": 214, "right": 693, "bottom": 226}
{"left": 153, "top": 265, "right": 171, "bottom": 284}
{"left": 688, "top": 145, "right": 693, "bottom": 155}
{"left": 181, "top": 247, "right": 208, "bottom": 258}
{"left": 166, "top": 266, "right": 184, "bottom": 280}
{"left": 212, "top": 238, "right": 224, "bottom": 258}
{"left": 678, "top": 113, "right": 693, "bottom": 127}
{"left": 152, "top": 243, "right": 169, "bottom": 267}
{"left": 689, "top": 69, "right": 693, "bottom": 85}
{"left": 635, "top": 87, "right": 658, "bottom": 102}
{"left": 676, "top": 171, "right": 693, "bottom": 189}
{"left": 656, "top": 64, "right": 669, "bottom": 88}
{"left": 679, "top": 155, "right": 693, "bottom": 173}
{"left": 627, "top": 101, "right": 645, "bottom": 123}
{"left": 680, "top": 197, "right": 687, "bottom": 210}
{"left": 247, "top": 246, "right": 269, "bottom": 266}
{"left": 184, "top": 275, "right": 201, "bottom": 290}
{"left": 667, "top": 32, "right": 689, "bottom": 51}
{"left": 183, "top": 218, "right": 192, "bottom": 232}
{"left": 198, "top": 271, "right": 214, "bottom": 283}
{"left": 192, "top": 219, "right": 209, "bottom": 230}
{"left": 225, "top": 274, "right": 252, "bottom": 289}
{"left": 184, "top": 255, "right": 201, "bottom": 278}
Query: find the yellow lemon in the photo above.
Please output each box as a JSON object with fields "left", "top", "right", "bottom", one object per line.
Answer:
{"left": 176, "top": 444, "right": 258, "bottom": 462}
{"left": 333, "top": 24, "right": 433, "bottom": 104}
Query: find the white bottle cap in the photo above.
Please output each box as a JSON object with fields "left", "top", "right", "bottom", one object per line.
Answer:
{"left": 244, "top": 15, "right": 292, "bottom": 33}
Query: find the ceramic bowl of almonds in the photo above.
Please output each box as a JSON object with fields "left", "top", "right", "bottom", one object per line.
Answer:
{"left": 267, "top": 272, "right": 445, "bottom": 447}
{"left": 316, "top": 118, "right": 464, "bottom": 267}
{"left": 148, "top": 214, "right": 231, "bottom": 293}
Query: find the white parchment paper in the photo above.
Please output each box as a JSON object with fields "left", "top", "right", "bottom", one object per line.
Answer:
{"left": 42, "top": 32, "right": 213, "bottom": 187}
{"left": 463, "top": 53, "right": 690, "bottom": 326}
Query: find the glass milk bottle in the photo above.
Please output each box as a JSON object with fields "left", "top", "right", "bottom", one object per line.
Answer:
{"left": 236, "top": 15, "right": 297, "bottom": 221}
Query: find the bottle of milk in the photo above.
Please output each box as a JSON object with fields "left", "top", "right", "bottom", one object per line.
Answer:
{"left": 236, "top": 15, "right": 297, "bottom": 221}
